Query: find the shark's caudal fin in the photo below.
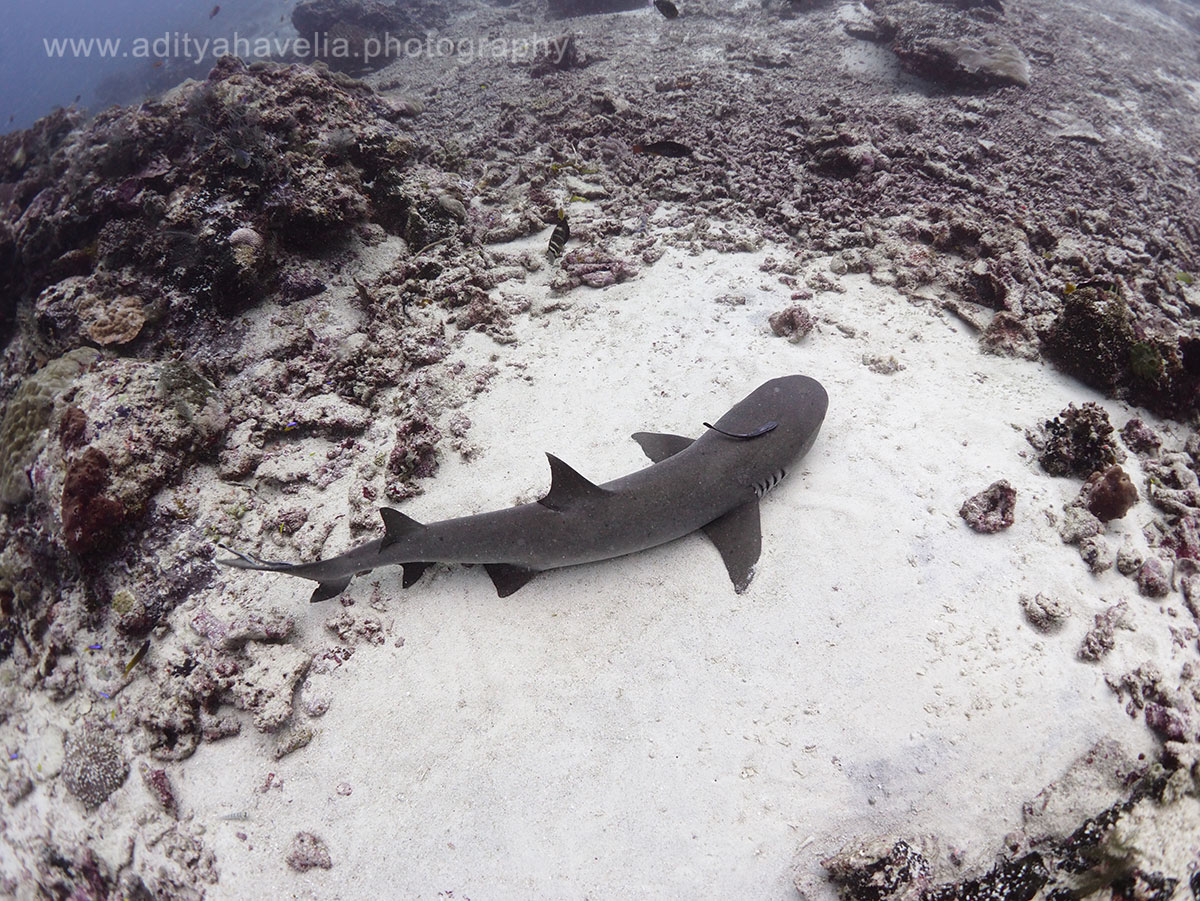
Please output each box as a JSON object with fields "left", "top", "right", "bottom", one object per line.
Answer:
{"left": 216, "top": 545, "right": 358, "bottom": 603}
{"left": 701, "top": 501, "right": 762, "bottom": 593}
{"left": 215, "top": 544, "right": 299, "bottom": 573}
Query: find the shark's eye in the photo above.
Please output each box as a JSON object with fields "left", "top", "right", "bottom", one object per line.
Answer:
{"left": 702, "top": 421, "right": 778, "bottom": 440}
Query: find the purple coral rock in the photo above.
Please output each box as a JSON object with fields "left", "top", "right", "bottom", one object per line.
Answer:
{"left": 1120, "top": 418, "right": 1161, "bottom": 455}
{"left": 959, "top": 480, "right": 1016, "bottom": 533}
{"left": 287, "top": 831, "right": 332, "bottom": 871}
{"left": 768, "top": 305, "right": 814, "bottom": 343}
{"left": 1135, "top": 556, "right": 1170, "bottom": 598}
{"left": 1143, "top": 702, "right": 1189, "bottom": 742}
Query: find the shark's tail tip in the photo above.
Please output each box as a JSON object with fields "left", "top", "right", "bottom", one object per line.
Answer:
{"left": 213, "top": 543, "right": 295, "bottom": 572}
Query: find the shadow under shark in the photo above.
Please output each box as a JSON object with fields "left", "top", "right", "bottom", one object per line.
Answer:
{"left": 217, "top": 375, "right": 828, "bottom": 601}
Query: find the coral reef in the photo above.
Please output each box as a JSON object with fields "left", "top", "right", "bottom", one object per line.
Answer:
{"left": 291, "top": 0, "right": 448, "bottom": 73}
{"left": 805, "top": 742, "right": 1195, "bottom": 901}
{"left": 958, "top": 479, "right": 1015, "bottom": 533}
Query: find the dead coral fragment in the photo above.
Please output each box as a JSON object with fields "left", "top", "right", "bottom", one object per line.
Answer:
{"left": 1079, "top": 465, "right": 1138, "bottom": 522}
{"left": 1135, "top": 556, "right": 1170, "bottom": 598}
{"left": 1020, "top": 592, "right": 1070, "bottom": 632}
{"left": 62, "top": 728, "right": 129, "bottom": 811}
{"left": 959, "top": 479, "right": 1016, "bottom": 533}
{"left": 768, "top": 305, "right": 814, "bottom": 343}
{"left": 139, "top": 762, "right": 178, "bottom": 818}
{"left": 1079, "top": 601, "right": 1130, "bottom": 661}
{"left": 1028, "top": 402, "right": 1121, "bottom": 478}
{"left": 287, "top": 831, "right": 332, "bottom": 871}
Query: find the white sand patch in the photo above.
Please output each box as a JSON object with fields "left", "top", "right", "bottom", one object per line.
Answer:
{"left": 181, "top": 245, "right": 1166, "bottom": 898}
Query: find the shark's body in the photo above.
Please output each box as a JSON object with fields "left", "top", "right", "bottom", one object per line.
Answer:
{"left": 217, "top": 375, "right": 828, "bottom": 600}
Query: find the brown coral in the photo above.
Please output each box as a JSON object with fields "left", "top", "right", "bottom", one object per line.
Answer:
{"left": 61, "top": 447, "right": 126, "bottom": 555}
{"left": 1080, "top": 465, "right": 1138, "bottom": 522}
{"left": 77, "top": 293, "right": 146, "bottom": 346}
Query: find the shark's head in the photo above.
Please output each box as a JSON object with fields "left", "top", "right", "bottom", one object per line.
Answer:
{"left": 702, "top": 375, "right": 828, "bottom": 494}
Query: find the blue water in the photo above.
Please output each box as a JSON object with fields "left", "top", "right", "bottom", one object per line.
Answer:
{"left": 0, "top": 0, "right": 289, "bottom": 132}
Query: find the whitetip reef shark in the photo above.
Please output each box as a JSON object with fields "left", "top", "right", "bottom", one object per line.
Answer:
{"left": 216, "top": 375, "right": 828, "bottom": 601}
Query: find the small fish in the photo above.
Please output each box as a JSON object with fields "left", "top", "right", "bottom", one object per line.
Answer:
{"left": 284, "top": 421, "right": 300, "bottom": 432}
{"left": 653, "top": 0, "right": 679, "bottom": 18}
{"left": 632, "top": 139, "right": 693, "bottom": 158}
{"left": 124, "top": 639, "right": 150, "bottom": 675}
{"left": 229, "top": 147, "right": 252, "bottom": 169}
{"left": 547, "top": 212, "right": 570, "bottom": 261}
{"left": 87, "top": 643, "right": 103, "bottom": 651}
{"left": 209, "top": 4, "right": 221, "bottom": 18}
{"left": 152, "top": 59, "right": 165, "bottom": 69}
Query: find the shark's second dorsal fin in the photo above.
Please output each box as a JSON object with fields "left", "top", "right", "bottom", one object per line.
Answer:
{"left": 701, "top": 500, "right": 762, "bottom": 594}
{"left": 631, "top": 431, "right": 694, "bottom": 463}
{"left": 380, "top": 507, "right": 426, "bottom": 550}
{"left": 539, "top": 454, "right": 611, "bottom": 511}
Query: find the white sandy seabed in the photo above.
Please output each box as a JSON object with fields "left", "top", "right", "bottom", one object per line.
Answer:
{"left": 60, "top": 241, "right": 1187, "bottom": 897}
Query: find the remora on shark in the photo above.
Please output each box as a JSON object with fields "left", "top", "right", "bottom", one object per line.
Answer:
{"left": 216, "top": 375, "right": 828, "bottom": 601}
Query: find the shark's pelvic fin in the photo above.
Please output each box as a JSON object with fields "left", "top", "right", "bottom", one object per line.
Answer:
{"left": 538, "top": 453, "right": 611, "bottom": 511}
{"left": 310, "top": 575, "right": 353, "bottom": 603}
{"left": 380, "top": 507, "right": 426, "bottom": 550}
{"left": 631, "top": 431, "right": 695, "bottom": 463}
{"left": 402, "top": 562, "right": 431, "bottom": 588}
{"left": 484, "top": 563, "right": 539, "bottom": 597}
{"left": 701, "top": 500, "right": 762, "bottom": 594}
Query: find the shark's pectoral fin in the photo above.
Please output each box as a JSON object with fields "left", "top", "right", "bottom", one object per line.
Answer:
{"left": 380, "top": 507, "right": 426, "bottom": 550}
{"left": 631, "top": 431, "right": 695, "bottom": 463}
{"left": 310, "top": 575, "right": 353, "bottom": 603}
{"left": 485, "top": 563, "right": 539, "bottom": 597}
{"left": 538, "top": 454, "right": 611, "bottom": 511}
{"left": 701, "top": 501, "right": 762, "bottom": 594}
{"left": 402, "top": 562, "right": 431, "bottom": 589}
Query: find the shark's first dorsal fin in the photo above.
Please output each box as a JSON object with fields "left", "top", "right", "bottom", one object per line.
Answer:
{"left": 380, "top": 507, "right": 426, "bottom": 550}
{"left": 631, "top": 431, "right": 695, "bottom": 463}
{"left": 701, "top": 500, "right": 762, "bottom": 594}
{"left": 538, "top": 454, "right": 610, "bottom": 511}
